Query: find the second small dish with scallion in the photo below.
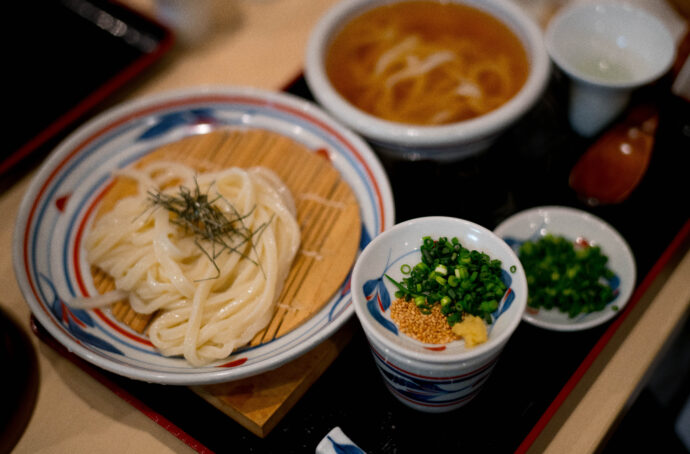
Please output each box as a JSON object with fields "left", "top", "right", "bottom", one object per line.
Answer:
{"left": 494, "top": 206, "right": 636, "bottom": 331}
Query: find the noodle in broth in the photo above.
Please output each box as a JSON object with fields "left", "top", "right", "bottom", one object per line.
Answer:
{"left": 325, "top": 1, "right": 529, "bottom": 125}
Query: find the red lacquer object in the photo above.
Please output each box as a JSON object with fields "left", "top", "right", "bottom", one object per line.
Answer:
{"left": 569, "top": 104, "right": 659, "bottom": 205}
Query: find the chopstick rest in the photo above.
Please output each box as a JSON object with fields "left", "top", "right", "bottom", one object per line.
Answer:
{"left": 315, "top": 426, "right": 366, "bottom": 454}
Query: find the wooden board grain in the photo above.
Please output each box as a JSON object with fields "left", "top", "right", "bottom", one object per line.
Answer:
{"left": 192, "top": 320, "right": 356, "bottom": 438}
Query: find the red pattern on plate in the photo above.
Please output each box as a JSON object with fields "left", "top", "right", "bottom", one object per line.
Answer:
{"left": 55, "top": 194, "right": 70, "bottom": 212}
{"left": 219, "top": 357, "right": 248, "bottom": 368}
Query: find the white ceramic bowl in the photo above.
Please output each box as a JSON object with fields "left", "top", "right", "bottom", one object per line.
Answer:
{"left": 351, "top": 216, "right": 527, "bottom": 412}
{"left": 305, "top": 0, "right": 550, "bottom": 162}
{"left": 13, "top": 86, "right": 395, "bottom": 385}
{"left": 494, "top": 206, "right": 636, "bottom": 331}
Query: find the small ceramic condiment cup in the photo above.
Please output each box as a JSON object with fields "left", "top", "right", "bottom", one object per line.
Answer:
{"left": 545, "top": 2, "right": 676, "bottom": 137}
{"left": 350, "top": 217, "right": 527, "bottom": 412}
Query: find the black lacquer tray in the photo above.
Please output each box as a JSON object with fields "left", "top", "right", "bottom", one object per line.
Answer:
{"left": 33, "top": 69, "right": 690, "bottom": 453}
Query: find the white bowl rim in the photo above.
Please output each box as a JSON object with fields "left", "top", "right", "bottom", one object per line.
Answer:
{"left": 544, "top": 1, "right": 676, "bottom": 89}
{"left": 351, "top": 216, "right": 528, "bottom": 364}
{"left": 493, "top": 205, "right": 637, "bottom": 331}
{"left": 304, "top": 0, "right": 551, "bottom": 147}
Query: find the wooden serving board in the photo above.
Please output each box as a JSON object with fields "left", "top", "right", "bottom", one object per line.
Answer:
{"left": 92, "top": 128, "right": 362, "bottom": 436}
{"left": 192, "top": 319, "right": 356, "bottom": 438}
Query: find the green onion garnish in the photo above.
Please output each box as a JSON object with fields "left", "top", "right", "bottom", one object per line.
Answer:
{"left": 385, "top": 236, "right": 506, "bottom": 325}
{"left": 147, "top": 179, "right": 269, "bottom": 280}
{"left": 518, "top": 234, "right": 615, "bottom": 317}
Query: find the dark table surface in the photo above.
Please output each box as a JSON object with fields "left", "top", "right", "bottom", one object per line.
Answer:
{"left": 31, "top": 68, "right": 690, "bottom": 453}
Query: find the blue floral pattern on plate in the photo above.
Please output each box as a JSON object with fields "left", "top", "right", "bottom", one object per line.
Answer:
{"left": 41, "top": 273, "right": 123, "bottom": 355}
{"left": 14, "top": 87, "right": 395, "bottom": 384}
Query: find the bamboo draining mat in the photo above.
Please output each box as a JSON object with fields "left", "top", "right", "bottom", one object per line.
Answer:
{"left": 92, "top": 128, "right": 362, "bottom": 435}
{"left": 94, "top": 127, "right": 360, "bottom": 338}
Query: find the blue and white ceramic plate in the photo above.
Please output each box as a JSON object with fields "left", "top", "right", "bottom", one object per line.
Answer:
{"left": 13, "top": 86, "right": 395, "bottom": 385}
{"left": 494, "top": 206, "right": 636, "bottom": 331}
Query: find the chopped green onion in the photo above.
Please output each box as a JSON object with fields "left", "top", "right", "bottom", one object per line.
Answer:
{"left": 385, "top": 236, "right": 507, "bottom": 325}
{"left": 518, "top": 234, "right": 615, "bottom": 317}
{"left": 435, "top": 264, "right": 448, "bottom": 275}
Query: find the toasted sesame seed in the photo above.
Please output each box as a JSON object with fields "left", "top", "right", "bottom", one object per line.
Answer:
{"left": 390, "top": 298, "right": 460, "bottom": 344}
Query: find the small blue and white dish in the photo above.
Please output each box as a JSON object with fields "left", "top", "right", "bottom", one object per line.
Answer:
{"left": 494, "top": 206, "right": 636, "bottom": 331}
{"left": 315, "top": 427, "right": 366, "bottom": 454}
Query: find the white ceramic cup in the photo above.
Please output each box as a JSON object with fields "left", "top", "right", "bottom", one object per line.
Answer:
{"left": 545, "top": 2, "right": 675, "bottom": 137}
{"left": 351, "top": 217, "right": 527, "bottom": 412}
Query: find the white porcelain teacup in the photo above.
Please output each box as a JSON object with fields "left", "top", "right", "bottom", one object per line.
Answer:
{"left": 545, "top": 2, "right": 676, "bottom": 137}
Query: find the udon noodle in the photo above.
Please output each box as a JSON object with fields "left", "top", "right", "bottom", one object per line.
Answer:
{"left": 325, "top": 1, "right": 529, "bottom": 125}
{"left": 74, "top": 161, "right": 301, "bottom": 366}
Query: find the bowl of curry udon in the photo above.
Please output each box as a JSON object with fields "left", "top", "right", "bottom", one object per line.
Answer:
{"left": 305, "top": 0, "right": 550, "bottom": 161}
